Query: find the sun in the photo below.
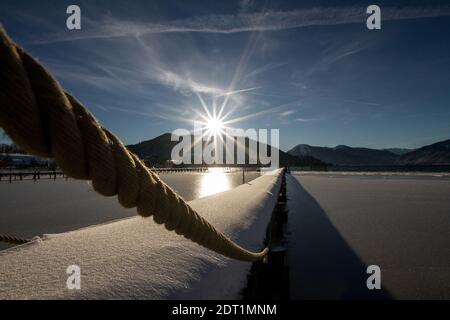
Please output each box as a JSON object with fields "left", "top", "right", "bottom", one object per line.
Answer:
{"left": 206, "top": 117, "right": 224, "bottom": 135}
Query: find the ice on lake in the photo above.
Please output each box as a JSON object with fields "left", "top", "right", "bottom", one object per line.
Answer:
{"left": 0, "top": 169, "right": 260, "bottom": 250}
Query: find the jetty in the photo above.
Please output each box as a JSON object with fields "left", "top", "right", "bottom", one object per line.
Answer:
{"left": 0, "top": 170, "right": 283, "bottom": 299}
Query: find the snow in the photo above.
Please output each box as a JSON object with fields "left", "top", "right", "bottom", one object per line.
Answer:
{"left": 0, "top": 170, "right": 282, "bottom": 299}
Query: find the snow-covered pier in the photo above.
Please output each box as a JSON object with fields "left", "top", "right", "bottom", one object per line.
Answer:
{"left": 0, "top": 170, "right": 282, "bottom": 299}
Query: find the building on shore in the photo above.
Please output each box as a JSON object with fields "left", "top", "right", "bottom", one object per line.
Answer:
{"left": 0, "top": 153, "right": 54, "bottom": 168}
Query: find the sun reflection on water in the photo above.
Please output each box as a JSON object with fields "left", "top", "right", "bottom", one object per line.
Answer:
{"left": 199, "top": 168, "right": 231, "bottom": 198}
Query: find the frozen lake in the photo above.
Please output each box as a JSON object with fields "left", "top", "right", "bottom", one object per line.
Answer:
{"left": 287, "top": 172, "right": 450, "bottom": 299}
{"left": 2, "top": 169, "right": 449, "bottom": 299}
{"left": 0, "top": 170, "right": 260, "bottom": 250}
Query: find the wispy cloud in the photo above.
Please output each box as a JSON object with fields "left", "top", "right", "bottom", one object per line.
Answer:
{"left": 215, "top": 86, "right": 261, "bottom": 97}
{"left": 244, "top": 62, "right": 288, "bottom": 79}
{"left": 98, "top": 104, "right": 188, "bottom": 122}
{"left": 32, "top": 5, "right": 450, "bottom": 44}
{"left": 156, "top": 69, "right": 223, "bottom": 95}
{"left": 295, "top": 117, "right": 322, "bottom": 122}
{"left": 280, "top": 110, "right": 296, "bottom": 117}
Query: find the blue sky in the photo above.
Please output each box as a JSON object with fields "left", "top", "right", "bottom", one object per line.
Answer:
{"left": 1, "top": 0, "right": 450, "bottom": 151}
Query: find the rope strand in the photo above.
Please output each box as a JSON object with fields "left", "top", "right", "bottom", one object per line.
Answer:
{"left": 0, "top": 234, "right": 30, "bottom": 245}
{"left": 0, "top": 26, "right": 269, "bottom": 262}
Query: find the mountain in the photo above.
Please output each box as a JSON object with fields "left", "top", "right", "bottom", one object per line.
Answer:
{"left": 288, "top": 139, "right": 450, "bottom": 166}
{"left": 127, "top": 133, "right": 325, "bottom": 167}
{"left": 400, "top": 139, "right": 450, "bottom": 165}
{"left": 383, "top": 148, "right": 413, "bottom": 155}
{"left": 127, "top": 133, "right": 179, "bottom": 164}
{"left": 279, "top": 149, "right": 324, "bottom": 167}
{"left": 288, "top": 144, "right": 398, "bottom": 165}
{"left": 128, "top": 135, "right": 450, "bottom": 167}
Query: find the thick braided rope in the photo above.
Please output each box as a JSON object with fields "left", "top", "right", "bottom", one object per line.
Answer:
{"left": 0, "top": 27, "right": 268, "bottom": 262}
{"left": 0, "top": 234, "right": 30, "bottom": 245}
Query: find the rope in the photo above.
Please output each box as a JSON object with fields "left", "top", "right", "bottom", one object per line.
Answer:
{"left": 0, "top": 26, "right": 269, "bottom": 262}
{"left": 0, "top": 234, "right": 30, "bottom": 245}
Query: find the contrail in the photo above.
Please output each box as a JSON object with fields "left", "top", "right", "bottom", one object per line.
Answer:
{"left": 31, "top": 5, "right": 450, "bottom": 44}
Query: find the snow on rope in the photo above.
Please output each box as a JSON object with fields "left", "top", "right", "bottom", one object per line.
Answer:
{"left": 0, "top": 26, "right": 268, "bottom": 262}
